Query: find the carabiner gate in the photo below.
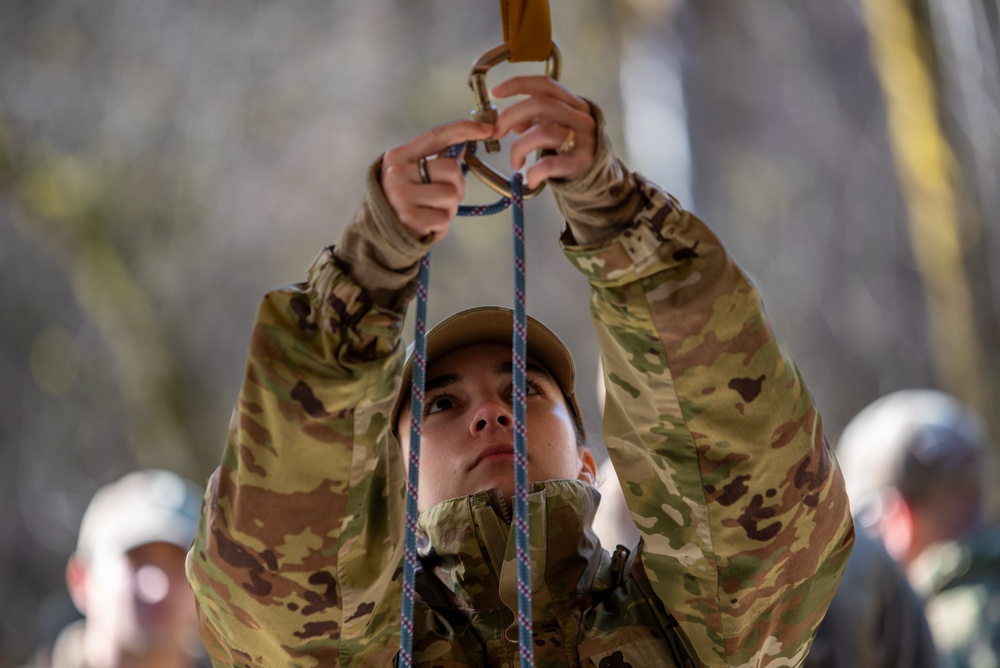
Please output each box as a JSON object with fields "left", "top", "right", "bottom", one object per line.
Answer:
{"left": 465, "top": 41, "right": 562, "bottom": 200}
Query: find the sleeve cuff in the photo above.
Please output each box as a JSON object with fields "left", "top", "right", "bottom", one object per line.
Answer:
{"left": 548, "top": 99, "right": 650, "bottom": 246}
{"left": 332, "top": 156, "right": 434, "bottom": 312}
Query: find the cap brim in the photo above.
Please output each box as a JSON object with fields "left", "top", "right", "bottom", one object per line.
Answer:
{"left": 392, "top": 307, "right": 582, "bottom": 437}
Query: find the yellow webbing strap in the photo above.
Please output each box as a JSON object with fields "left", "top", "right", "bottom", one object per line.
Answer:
{"left": 501, "top": 0, "right": 552, "bottom": 62}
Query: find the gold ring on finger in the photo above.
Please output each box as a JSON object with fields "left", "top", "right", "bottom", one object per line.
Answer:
{"left": 557, "top": 128, "right": 576, "bottom": 154}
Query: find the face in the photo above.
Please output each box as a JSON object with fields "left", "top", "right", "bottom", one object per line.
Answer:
{"left": 397, "top": 343, "right": 595, "bottom": 511}
{"left": 69, "top": 541, "right": 199, "bottom": 656}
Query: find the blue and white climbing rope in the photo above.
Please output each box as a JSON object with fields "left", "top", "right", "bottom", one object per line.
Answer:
{"left": 399, "top": 147, "right": 535, "bottom": 667}
{"left": 399, "top": 252, "right": 430, "bottom": 668}
{"left": 508, "top": 172, "right": 534, "bottom": 667}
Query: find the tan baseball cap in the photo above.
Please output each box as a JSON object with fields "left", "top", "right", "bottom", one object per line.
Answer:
{"left": 75, "top": 469, "right": 203, "bottom": 563}
{"left": 392, "top": 306, "right": 584, "bottom": 439}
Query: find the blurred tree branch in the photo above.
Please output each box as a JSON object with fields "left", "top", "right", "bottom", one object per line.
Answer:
{"left": 7, "top": 120, "right": 206, "bottom": 476}
{"left": 860, "top": 0, "right": 1000, "bottom": 477}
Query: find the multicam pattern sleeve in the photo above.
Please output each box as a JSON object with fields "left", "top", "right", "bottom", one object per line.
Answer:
{"left": 558, "top": 175, "right": 854, "bottom": 664}
{"left": 186, "top": 159, "right": 426, "bottom": 667}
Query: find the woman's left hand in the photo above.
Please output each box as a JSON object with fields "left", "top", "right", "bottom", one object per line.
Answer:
{"left": 491, "top": 76, "right": 597, "bottom": 190}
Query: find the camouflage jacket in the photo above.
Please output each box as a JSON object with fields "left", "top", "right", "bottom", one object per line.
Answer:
{"left": 187, "top": 112, "right": 853, "bottom": 666}
{"left": 914, "top": 525, "right": 1000, "bottom": 667}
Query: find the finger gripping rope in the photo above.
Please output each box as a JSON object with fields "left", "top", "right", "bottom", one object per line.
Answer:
{"left": 398, "top": 148, "right": 533, "bottom": 667}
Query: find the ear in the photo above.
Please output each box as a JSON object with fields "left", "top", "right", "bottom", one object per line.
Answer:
{"left": 878, "top": 490, "right": 914, "bottom": 564}
{"left": 576, "top": 447, "right": 597, "bottom": 485}
{"left": 65, "top": 554, "right": 88, "bottom": 615}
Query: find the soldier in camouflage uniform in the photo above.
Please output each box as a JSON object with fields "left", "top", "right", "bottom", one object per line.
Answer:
{"left": 186, "top": 76, "right": 854, "bottom": 666}
{"left": 838, "top": 390, "right": 1000, "bottom": 667}
{"left": 47, "top": 469, "right": 208, "bottom": 668}
{"left": 804, "top": 523, "right": 939, "bottom": 668}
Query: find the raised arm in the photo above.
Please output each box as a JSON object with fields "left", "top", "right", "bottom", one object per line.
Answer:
{"left": 186, "top": 121, "right": 492, "bottom": 666}
{"left": 499, "top": 84, "right": 856, "bottom": 664}
{"left": 186, "top": 203, "right": 412, "bottom": 666}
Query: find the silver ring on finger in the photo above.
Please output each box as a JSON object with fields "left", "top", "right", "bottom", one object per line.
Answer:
{"left": 417, "top": 156, "right": 432, "bottom": 184}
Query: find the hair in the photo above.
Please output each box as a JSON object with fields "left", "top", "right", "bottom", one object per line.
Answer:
{"left": 837, "top": 389, "right": 990, "bottom": 535}
{"left": 562, "top": 388, "right": 587, "bottom": 449}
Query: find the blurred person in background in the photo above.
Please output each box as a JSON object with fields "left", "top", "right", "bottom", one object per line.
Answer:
{"left": 29, "top": 469, "right": 208, "bottom": 668}
{"left": 590, "top": 359, "right": 642, "bottom": 552}
{"left": 837, "top": 389, "right": 1000, "bottom": 667}
{"left": 804, "top": 522, "right": 939, "bottom": 667}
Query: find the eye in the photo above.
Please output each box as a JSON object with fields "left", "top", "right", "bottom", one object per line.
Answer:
{"left": 506, "top": 379, "right": 544, "bottom": 401}
{"left": 424, "top": 395, "right": 456, "bottom": 416}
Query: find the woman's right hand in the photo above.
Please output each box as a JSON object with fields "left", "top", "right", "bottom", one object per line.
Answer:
{"left": 380, "top": 120, "right": 495, "bottom": 243}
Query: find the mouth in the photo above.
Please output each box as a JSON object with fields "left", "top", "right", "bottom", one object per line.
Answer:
{"left": 470, "top": 444, "right": 516, "bottom": 470}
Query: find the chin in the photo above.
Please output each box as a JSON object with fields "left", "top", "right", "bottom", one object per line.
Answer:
{"left": 477, "top": 471, "right": 515, "bottom": 494}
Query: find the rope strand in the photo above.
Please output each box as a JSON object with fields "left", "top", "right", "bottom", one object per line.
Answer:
{"left": 398, "top": 149, "right": 533, "bottom": 667}
{"left": 398, "top": 253, "right": 431, "bottom": 667}
{"left": 510, "top": 172, "right": 534, "bottom": 666}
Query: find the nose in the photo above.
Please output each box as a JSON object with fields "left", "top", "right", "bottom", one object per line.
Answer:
{"left": 471, "top": 399, "right": 512, "bottom": 434}
{"left": 133, "top": 564, "right": 171, "bottom": 605}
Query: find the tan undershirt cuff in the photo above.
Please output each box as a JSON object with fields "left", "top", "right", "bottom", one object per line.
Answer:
{"left": 549, "top": 100, "right": 649, "bottom": 247}
{"left": 333, "top": 157, "right": 432, "bottom": 312}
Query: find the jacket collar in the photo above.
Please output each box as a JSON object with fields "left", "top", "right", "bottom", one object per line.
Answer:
{"left": 417, "top": 479, "right": 610, "bottom": 615}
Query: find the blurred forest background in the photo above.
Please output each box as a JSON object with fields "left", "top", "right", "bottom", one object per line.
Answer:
{"left": 2, "top": 0, "right": 999, "bottom": 663}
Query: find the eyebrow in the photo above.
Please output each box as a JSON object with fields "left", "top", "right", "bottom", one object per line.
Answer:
{"left": 424, "top": 360, "right": 555, "bottom": 392}
{"left": 425, "top": 373, "right": 461, "bottom": 393}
